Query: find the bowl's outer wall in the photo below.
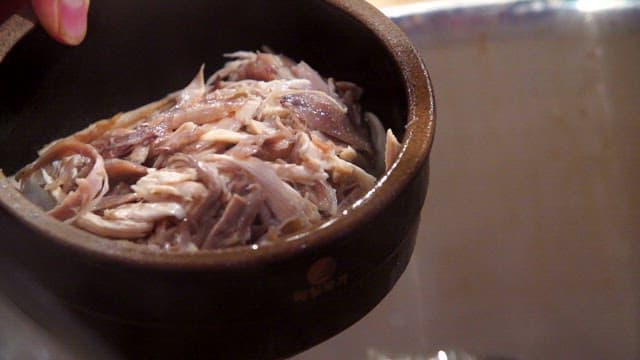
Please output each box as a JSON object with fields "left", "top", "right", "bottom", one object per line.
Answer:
{"left": 0, "top": 0, "right": 430, "bottom": 358}
{"left": 0, "top": 160, "right": 428, "bottom": 358}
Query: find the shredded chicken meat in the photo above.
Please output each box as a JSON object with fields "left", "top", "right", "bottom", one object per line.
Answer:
{"left": 14, "top": 51, "right": 401, "bottom": 250}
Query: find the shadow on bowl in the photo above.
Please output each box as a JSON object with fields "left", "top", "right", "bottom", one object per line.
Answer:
{"left": 0, "top": 0, "right": 435, "bottom": 358}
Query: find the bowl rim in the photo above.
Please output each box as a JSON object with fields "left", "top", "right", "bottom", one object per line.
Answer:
{"left": 0, "top": 0, "right": 436, "bottom": 270}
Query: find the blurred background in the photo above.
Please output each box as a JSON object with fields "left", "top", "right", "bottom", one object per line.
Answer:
{"left": 2, "top": 1, "right": 639, "bottom": 359}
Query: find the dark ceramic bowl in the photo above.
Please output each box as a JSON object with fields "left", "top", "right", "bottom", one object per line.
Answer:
{"left": 0, "top": 0, "right": 435, "bottom": 358}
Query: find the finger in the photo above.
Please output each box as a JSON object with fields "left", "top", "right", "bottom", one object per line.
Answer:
{"left": 30, "top": 0, "right": 89, "bottom": 46}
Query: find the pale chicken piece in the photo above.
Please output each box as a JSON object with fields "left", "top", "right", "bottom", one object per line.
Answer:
{"left": 176, "top": 65, "right": 206, "bottom": 108}
{"left": 269, "top": 162, "right": 328, "bottom": 184}
{"left": 329, "top": 156, "right": 377, "bottom": 191}
{"left": 126, "top": 145, "right": 150, "bottom": 164}
{"left": 337, "top": 146, "right": 358, "bottom": 162}
{"left": 245, "top": 119, "right": 270, "bottom": 135}
{"left": 75, "top": 212, "right": 153, "bottom": 239}
{"left": 200, "top": 129, "right": 251, "bottom": 144}
{"left": 233, "top": 98, "right": 262, "bottom": 124}
{"left": 290, "top": 132, "right": 333, "bottom": 172}
{"left": 131, "top": 168, "right": 199, "bottom": 201}
{"left": 163, "top": 100, "right": 241, "bottom": 129}
{"left": 365, "top": 112, "right": 387, "bottom": 174}
{"left": 172, "top": 181, "right": 208, "bottom": 202}
{"left": 104, "top": 202, "right": 186, "bottom": 223}
{"left": 385, "top": 129, "right": 402, "bottom": 171}
{"left": 136, "top": 167, "right": 198, "bottom": 184}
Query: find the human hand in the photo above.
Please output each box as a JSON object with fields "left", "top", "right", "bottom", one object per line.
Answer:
{"left": 0, "top": 0, "right": 90, "bottom": 45}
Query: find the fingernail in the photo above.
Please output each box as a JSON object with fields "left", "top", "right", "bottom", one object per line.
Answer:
{"left": 58, "top": 0, "right": 89, "bottom": 45}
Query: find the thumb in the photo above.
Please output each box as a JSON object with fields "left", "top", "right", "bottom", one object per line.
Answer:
{"left": 31, "top": 0, "right": 89, "bottom": 46}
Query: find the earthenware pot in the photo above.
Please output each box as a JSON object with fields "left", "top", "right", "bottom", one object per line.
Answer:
{"left": 0, "top": 0, "right": 435, "bottom": 358}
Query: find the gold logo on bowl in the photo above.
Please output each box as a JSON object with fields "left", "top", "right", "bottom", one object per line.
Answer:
{"left": 293, "top": 257, "right": 348, "bottom": 302}
{"left": 307, "top": 257, "right": 337, "bottom": 285}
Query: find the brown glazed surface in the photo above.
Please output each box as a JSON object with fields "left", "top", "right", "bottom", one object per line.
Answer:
{"left": 0, "top": 0, "right": 434, "bottom": 358}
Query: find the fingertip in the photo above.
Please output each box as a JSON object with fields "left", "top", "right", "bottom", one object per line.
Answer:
{"left": 31, "top": 0, "right": 89, "bottom": 46}
{"left": 58, "top": 0, "right": 89, "bottom": 45}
